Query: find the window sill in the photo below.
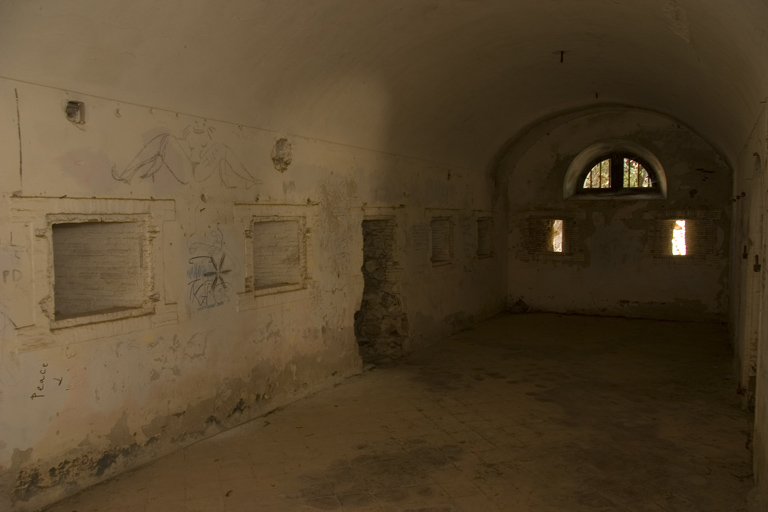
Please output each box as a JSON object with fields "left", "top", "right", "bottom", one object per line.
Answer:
{"left": 250, "top": 282, "right": 305, "bottom": 297}
{"left": 50, "top": 304, "right": 154, "bottom": 330}
{"left": 516, "top": 250, "right": 585, "bottom": 263}
{"left": 237, "top": 285, "right": 310, "bottom": 311}
{"left": 568, "top": 191, "right": 665, "bottom": 200}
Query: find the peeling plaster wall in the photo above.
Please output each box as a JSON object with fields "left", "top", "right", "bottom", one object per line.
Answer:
{"left": 731, "top": 107, "right": 768, "bottom": 509}
{"left": 502, "top": 109, "right": 731, "bottom": 321}
{"left": 730, "top": 108, "right": 767, "bottom": 408}
{"left": 0, "top": 79, "right": 505, "bottom": 511}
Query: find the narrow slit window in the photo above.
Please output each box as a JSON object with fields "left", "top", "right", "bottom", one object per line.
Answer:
{"left": 672, "top": 220, "right": 686, "bottom": 255}
{"left": 583, "top": 159, "right": 611, "bottom": 189}
{"left": 550, "top": 219, "right": 564, "bottom": 253}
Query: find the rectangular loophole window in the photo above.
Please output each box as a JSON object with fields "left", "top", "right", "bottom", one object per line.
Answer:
{"left": 431, "top": 217, "right": 453, "bottom": 264}
{"left": 650, "top": 218, "right": 714, "bottom": 259}
{"left": 527, "top": 218, "right": 566, "bottom": 254}
{"left": 477, "top": 217, "right": 493, "bottom": 258}
{"left": 52, "top": 221, "right": 145, "bottom": 321}
{"left": 251, "top": 220, "right": 302, "bottom": 290}
{"left": 672, "top": 219, "right": 687, "bottom": 255}
{"left": 550, "top": 219, "right": 564, "bottom": 253}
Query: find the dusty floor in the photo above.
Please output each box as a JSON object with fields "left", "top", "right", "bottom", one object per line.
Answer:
{"left": 44, "top": 314, "right": 754, "bottom": 511}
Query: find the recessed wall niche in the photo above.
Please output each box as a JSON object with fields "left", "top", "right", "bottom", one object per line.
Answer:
{"left": 250, "top": 219, "right": 302, "bottom": 290}
{"left": 244, "top": 215, "right": 308, "bottom": 297}
{"left": 9, "top": 197, "right": 174, "bottom": 352}
{"left": 430, "top": 217, "right": 453, "bottom": 265}
{"left": 234, "top": 204, "right": 313, "bottom": 311}
{"left": 52, "top": 220, "right": 146, "bottom": 320}
{"left": 476, "top": 217, "right": 493, "bottom": 258}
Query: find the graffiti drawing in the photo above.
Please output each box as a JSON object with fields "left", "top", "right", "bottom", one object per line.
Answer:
{"left": 113, "top": 121, "right": 261, "bottom": 188}
{"left": 188, "top": 225, "right": 224, "bottom": 256}
{"left": 187, "top": 227, "right": 233, "bottom": 311}
{"left": 189, "top": 254, "right": 232, "bottom": 308}
{"left": 0, "top": 310, "right": 12, "bottom": 341}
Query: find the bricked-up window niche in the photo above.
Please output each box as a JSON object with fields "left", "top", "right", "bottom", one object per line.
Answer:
{"left": 52, "top": 221, "right": 146, "bottom": 320}
{"left": 477, "top": 217, "right": 493, "bottom": 258}
{"left": 431, "top": 217, "right": 453, "bottom": 264}
{"left": 250, "top": 219, "right": 303, "bottom": 291}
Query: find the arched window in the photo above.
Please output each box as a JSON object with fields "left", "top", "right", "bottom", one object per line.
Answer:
{"left": 563, "top": 141, "right": 667, "bottom": 199}
{"left": 579, "top": 154, "right": 658, "bottom": 193}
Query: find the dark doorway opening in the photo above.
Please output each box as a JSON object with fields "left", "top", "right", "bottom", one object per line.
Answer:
{"left": 354, "top": 219, "right": 409, "bottom": 364}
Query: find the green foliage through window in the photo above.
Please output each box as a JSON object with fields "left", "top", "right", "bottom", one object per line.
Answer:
{"left": 583, "top": 159, "right": 611, "bottom": 189}
{"left": 581, "top": 156, "right": 653, "bottom": 191}
{"left": 623, "top": 158, "right": 651, "bottom": 188}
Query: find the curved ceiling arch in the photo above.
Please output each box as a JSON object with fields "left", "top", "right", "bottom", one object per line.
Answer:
{"left": 487, "top": 104, "right": 730, "bottom": 195}
{"left": 0, "top": 0, "right": 766, "bottom": 170}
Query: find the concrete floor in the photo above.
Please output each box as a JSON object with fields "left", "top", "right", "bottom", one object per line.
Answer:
{"left": 44, "top": 314, "right": 754, "bottom": 512}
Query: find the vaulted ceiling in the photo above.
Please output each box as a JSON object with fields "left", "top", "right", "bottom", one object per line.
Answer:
{"left": 1, "top": 0, "right": 766, "bottom": 169}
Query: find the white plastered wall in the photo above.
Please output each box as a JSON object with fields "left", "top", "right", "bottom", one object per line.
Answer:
{"left": 733, "top": 106, "right": 768, "bottom": 510}
{"left": 0, "top": 79, "right": 506, "bottom": 511}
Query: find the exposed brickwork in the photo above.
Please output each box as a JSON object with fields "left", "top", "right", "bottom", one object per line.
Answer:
{"left": 355, "top": 219, "right": 408, "bottom": 363}
{"left": 524, "top": 217, "right": 573, "bottom": 254}
{"left": 649, "top": 217, "right": 718, "bottom": 260}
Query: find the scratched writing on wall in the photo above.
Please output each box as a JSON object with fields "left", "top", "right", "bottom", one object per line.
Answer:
{"left": 2, "top": 269, "right": 22, "bottom": 283}
{"left": 30, "top": 362, "right": 63, "bottom": 400}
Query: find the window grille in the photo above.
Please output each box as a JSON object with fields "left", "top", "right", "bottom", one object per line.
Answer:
{"left": 579, "top": 154, "right": 657, "bottom": 194}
